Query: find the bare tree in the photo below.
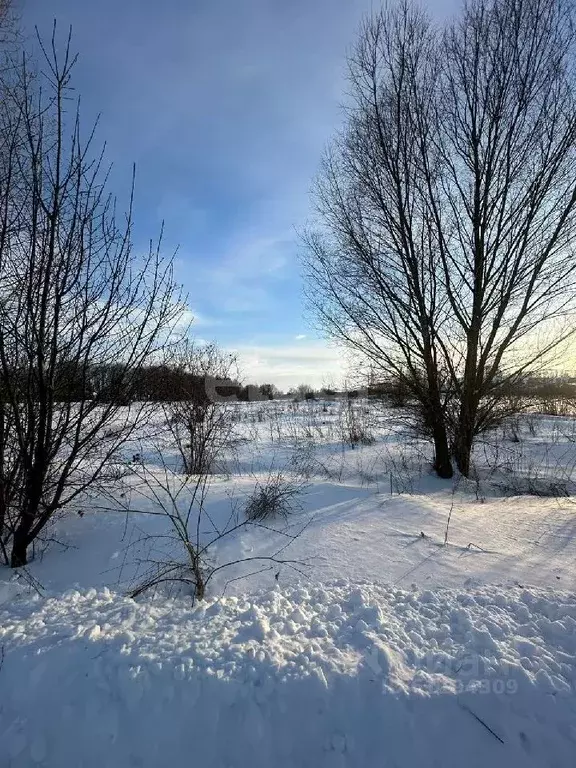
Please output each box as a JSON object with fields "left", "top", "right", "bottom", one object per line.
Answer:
{"left": 304, "top": 0, "right": 576, "bottom": 478}
{"left": 438, "top": 0, "right": 576, "bottom": 475}
{"left": 0, "top": 0, "right": 18, "bottom": 50}
{"left": 291, "top": 383, "right": 315, "bottom": 401}
{"left": 0, "top": 29, "right": 184, "bottom": 566}
{"left": 258, "top": 383, "right": 280, "bottom": 400}
{"left": 165, "top": 342, "right": 239, "bottom": 475}
{"left": 302, "top": 2, "right": 454, "bottom": 477}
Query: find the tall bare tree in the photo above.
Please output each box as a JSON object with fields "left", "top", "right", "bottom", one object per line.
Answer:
{"left": 303, "top": 2, "right": 454, "bottom": 477}
{"left": 304, "top": 0, "right": 576, "bottom": 478}
{"left": 438, "top": 0, "right": 576, "bottom": 475}
{"left": 0, "top": 29, "right": 184, "bottom": 566}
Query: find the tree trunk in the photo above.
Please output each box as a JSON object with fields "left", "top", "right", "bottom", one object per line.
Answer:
{"left": 10, "top": 473, "right": 44, "bottom": 567}
{"left": 10, "top": 525, "right": 30, "bottom": 567}
{"left": 454, "top": 393, "right": 476, "bottom": 477}
{"left": 432, "top": 421, "right": 453, "bottom": 479}
{"left": 454, "top": 315, "right": 481, "bottom": 478}
{"left": 423, "top": 345, "right": 453, "bottom": 479}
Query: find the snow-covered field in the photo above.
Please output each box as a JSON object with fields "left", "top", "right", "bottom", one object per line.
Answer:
{"left": 1, "top": 399, "right": 576, "bottom": 766}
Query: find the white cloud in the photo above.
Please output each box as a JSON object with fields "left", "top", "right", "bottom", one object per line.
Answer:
{"left": 229, "top": 340, "right": 347, "bottom": 390}
{"left": 295, "top": 333, "right": 307, "bottom": 340}
{"left": 192, "top": 233, "right": 292, "bottom": 314}
{"left": 188, "top": 308, "right": 220, "bottom": 328}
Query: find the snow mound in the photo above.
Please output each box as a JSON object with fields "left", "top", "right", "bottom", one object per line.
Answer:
{"left": 1, "top": 582, "right": 575, "bottom": 767}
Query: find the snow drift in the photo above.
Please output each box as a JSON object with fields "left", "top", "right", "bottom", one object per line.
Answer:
{"left": 1, "top": 581, "right": 575, "bottom": 767}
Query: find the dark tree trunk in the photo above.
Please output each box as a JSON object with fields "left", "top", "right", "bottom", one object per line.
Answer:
{"left": 454, "top": 338, "right": 480, "bottom": 477}
{"left": 453, "top": 311, "right": 481, "bottom": 478}
{"left": 454, "top": 390, "right": 476, "bottom": 477}
{"left": 10, "top": 525, "right": 30, "bottom": 566}
{"left": 432, "top": 421, "right": 453, "bottom": 479}
{"left": 423, "top": 346, "right": 453, "bottom": 479}
{"left": 10, "top": 472, "right": 45, "bottom": 567}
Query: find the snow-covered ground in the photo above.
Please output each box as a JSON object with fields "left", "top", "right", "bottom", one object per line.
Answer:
{"left": 2, "top": 582, "right": 576, "bottom": 767}
{"left": 1, "top": 400, "right": 576, "bottom": 766}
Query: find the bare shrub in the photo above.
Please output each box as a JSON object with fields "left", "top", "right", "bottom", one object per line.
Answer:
{"left": 526, "top": 415, "right": 538, "bottom": 437}
{"left": 106, "top": 454, "right": 309, "bottom": 603}
{"left": 384, "top": 439, "right": 429, "bottom": 495}
{"left": 340, "top": 400, "right": 375, "bottom": 447}
{"left": 245, "top": 472, "right": 308, "bottom": 522}
{"left": 289, "top": 438, "right": 317, "bottom": 480}
{"left": 494, "top": 473, "right": 570, "bottom": 498}
{"left": 503, "top": 416, "right": 522, "bottom": 443}
{"left": 474, "top": 433, "right": 576, "bottom": 499}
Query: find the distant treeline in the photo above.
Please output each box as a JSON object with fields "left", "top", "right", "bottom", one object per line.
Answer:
{"left": 6, "top": 360, "right": 575, "bottom": 405}
{"left": 365, "top": 375, "right": 576, "bottom": 406}
{"left": 0, "top": 361, "right": 280, "bottom": 404}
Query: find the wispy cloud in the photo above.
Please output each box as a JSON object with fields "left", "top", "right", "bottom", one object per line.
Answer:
{"left": 230, "top": 340, "right": 347, "bottom": 389}
{"left": 193, "top": 233, "right": 293, "bottom": 314}
{"left": 22, "top": 0, "right": 383, "bottom": 378}
{"left": 188, "top": 308, "right": 220, "bottom": 328}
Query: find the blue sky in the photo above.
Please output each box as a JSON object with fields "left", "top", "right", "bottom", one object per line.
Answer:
{"left": 20, "top": 0, "right": 456, "bottom": 389}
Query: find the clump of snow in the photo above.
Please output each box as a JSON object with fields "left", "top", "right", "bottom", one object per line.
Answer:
{"left": 1, "top": 581, "right": 575, "bottom": 767}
